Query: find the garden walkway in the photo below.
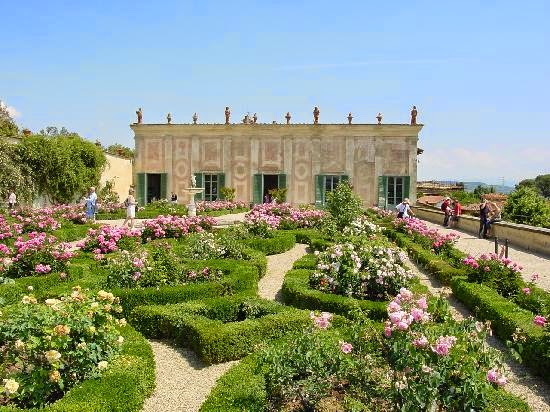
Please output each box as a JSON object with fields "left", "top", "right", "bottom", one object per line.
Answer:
{"left": 404, "top": 256, "right": 550, "bottom": 411}
{"left": 141, "top": 224, "right": 307, "bottom": 412}
{"left": 420, "top": 220, "right": 550, "bottom": 291}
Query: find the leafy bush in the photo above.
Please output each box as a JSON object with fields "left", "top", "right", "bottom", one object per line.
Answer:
{"left": 463, "top": 253, "right": 523, "bottom": 298}
{"left": 393, "top": 217, "right": 459, "bottom": 256}
{"left": 244, "top": 204, "right": 325, "bottom": 237}
{"left": 103, "top": 245, "right": 224, "bottom": 289}
{"left": 1, "top": 232, "right": 74, "bottom": 279}
{"left": 502, "top": 186, "right": 550, "bottom": 228}
{"left": 325, "top": 180, "right": 363, "bottom": 231}
{"left": 0, "top": 287, "right": 125, "bottom": 408}
{"left": 185, "top": 232, "right": 248, "bottom": 260}
{"left": 310, "top": 240, "right": 413, "bottom": 301}
{"left": 219, "top": 187, "right": 236, "bottom": 201}
{"left": 267, "top": 187, "right": 287, "bottom": 203}
{"left": 241, "top": 231, "right": 296, "bottom": 255}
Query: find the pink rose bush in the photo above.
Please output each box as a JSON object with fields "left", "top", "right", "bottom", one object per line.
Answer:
{"left": 383, "top": 288, "right": 508, "bottom": 410}
{"left": 463, "top": 253, "right": 523, "bottom": 297}
{"left": 0, "top": 287, "right": 125, "bottom": 408}
{"left": 310, "top": 241, "right": 413, "bottom": 300}
{"left": 79, "top": 225, "right": 141, "bottom": 257}
{"left": 196, "top": 200, "right": 249, "bottom": 212}
{"left": 244, "top": 203, "right": 325, "bottom": 236}
{"left": 0, "top": 232, "right": 73, "bottom": 278}
{"left": 141, "top": 215, "right": 216, "bottom": 241}
{"left": 394, "top": 217, "right": 459, "bottom": 255}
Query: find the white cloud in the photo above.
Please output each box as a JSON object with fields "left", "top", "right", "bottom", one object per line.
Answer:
{"left": 0, "top": 100, "right": 21, "bottom": 118}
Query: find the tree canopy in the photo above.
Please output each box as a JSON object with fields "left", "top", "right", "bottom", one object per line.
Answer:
{"left": 516, "top": 174, "right": 550, "bottom": 198}
{"left": 502, "top": 186, "right": 550, "bottom": 229}
{"left": 0, "top": 102, "right": 19, "bottom": 137}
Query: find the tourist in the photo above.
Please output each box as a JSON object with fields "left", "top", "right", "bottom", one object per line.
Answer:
{"left": 122, "top": 188, "right": 137, "bottom": 229}
{"left": 449, "top": 199, "right": 462, "bottom": 228}
{"left": 264, "top": 193, "right": 271, "bottom": 203}
{"left": 441, "top": 196, "right": 451, "bottom": 227}
{"left": 396, "top": 198, "right": 414, "bottom": 218}
{"left": 171, "top": 192, "right": 178, "bottom": 204}
{"left": 7, "top": 190, "right": 16, "bottom": 210}
{"left": 85, "top": 187, "right": 97, "bottom": 223}
{"left": 479, "top": 198, "right": 490, "bottom": 238}
{"left": 486, "top": 201, "right": 502, "bottom": 237}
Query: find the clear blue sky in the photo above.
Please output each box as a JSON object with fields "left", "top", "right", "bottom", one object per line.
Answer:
{"left": 2, "top": 0, "right": 549, "bottom": 185}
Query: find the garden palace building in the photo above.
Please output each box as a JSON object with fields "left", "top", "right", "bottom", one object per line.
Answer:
{"left": 131, "top": 112, "right": 423, "bottom": 209}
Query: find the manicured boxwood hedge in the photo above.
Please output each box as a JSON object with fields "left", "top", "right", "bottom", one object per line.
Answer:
{"left": 288, "top": 228, "right": 333, "bottom": 251}
{"left": 452, "top": 277, "right": 550, "bottom": 382}
{"left": 281, "top": 267, "right": 429, "bottom": 320}
{"left": 241, "top": 231, "right": 296, "bottom": 255}
{"left": 130, "top": 296, "right": 316, "bottom": 364}
{"left": 200, "top": 349, "right": 529, "bottom": 412}
{"left": 0, "top": 326, "right": 155, "bottom": 412}
{"left": 114, "top": 259, "right": 261, "bottom": 315}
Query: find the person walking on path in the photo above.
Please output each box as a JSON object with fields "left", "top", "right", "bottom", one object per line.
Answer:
{"left": 7, "top": 190, "right": 16, "bottom": 210}
{"left": 396, "top": 198, "right": 414, "bottom": 219}
{"left": 449, "top": 199, "right": 462, "bottom": 228}
{"left": 479, "top": 198, "right": 490, "bottom": 238}
{"left": 441, "top": 196, "right": 452, "bottom": 227}
{"left": 122, "top": 188, "right": 137, "bottom": 229}
{"left": 85, "top": 187, "right": 97, "bottom": 223}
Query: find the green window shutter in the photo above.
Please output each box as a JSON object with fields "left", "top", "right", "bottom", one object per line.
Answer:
{"left": 315, "top": 175, "right": 325, "bottom": 206}
{"left": 194, "top": 173, "right": 203, "bottom": 200}
{"left": 160, "top": 173, "right": 168, "bottom": 200}
{"left": 278, "top": 174, "right": 287, "bottom": 189}
{"left": 253, "top": 174, "right": 262, "bottom": 204}
{"left": 217, "top": 173, "right": 226, "bottom": 199}
{"left": 377, "top": 176, "right": 387, "bottom": 209}
{"left": 137, "top": 173, "right": 146, "bottom": 206}
{"left": 403, "top": 176, "right": 411, "bottom": 200}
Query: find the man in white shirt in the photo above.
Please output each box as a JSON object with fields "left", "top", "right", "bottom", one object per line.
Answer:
{"left": 396, "top": 198, "right": 414, "bottom": 218}
{"left": 8, "top": 191, "right": 16, "bottom": 210}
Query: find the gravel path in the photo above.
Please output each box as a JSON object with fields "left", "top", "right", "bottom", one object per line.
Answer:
{"left": 420, "top": 220, "right": 550, "bottom": 291}
{"left": 142, "top": 341, "right": 237, "bottom": 412}
{"left": 259, "top": 243, "right": 308, "bottom": 300}
{"left": 404, "top": 255, "right": 550, "bottom": 411}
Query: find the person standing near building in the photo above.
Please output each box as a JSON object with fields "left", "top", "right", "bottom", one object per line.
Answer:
{"left": 441, "top": 197, "right": 451, "bottom": 227}
{"left": 170, "top": 192, "right": 178, "bottom": 204}
{"left": 85, "top": 187, "right": 97, "bottom": 223}
{"left": 449, "top": 198, "right": 462, "bottom": 228}
{"left": 7, "top": 190, "right": 16, "bottom": 210}
{"left": 396, "top": 198, "right": 414, "bottom": 218}
{"left": 122, "top": 188, "right": 137, "bottom": 229}
{"left": 479, "top": 198, "right": 490, "bottom": 238}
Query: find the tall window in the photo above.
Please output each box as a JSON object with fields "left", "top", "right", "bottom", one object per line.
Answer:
{"left": 324, "top": 175, "right": 341, "bottom": 194}
{"left": 387, "top": 176, "right": 404, "bottom": 206}
{"left": 204, "top": 174, "right": 218, "bottom": 201}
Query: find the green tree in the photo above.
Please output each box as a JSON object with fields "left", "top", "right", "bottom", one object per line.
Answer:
{"left": 516, "top": 178, "right": 537, "bottom": 191}
{"left": 325, "top": 181, "right": 363, "bottom": 230}
{"left": 0, "top": 101, "right": 19, "bottom": 137}
{"left": 473, "top": 184, "right": 495, "bottom": 196}
{"left": 105, "top": 143, "right": 134, "bottom": 158}
{"left": 0, "top": 137, "right": 35, "bottom": 203}
{"left": 17, "top": 133, "right": 107, "bottom": 204}
{"left": 534, "top": 174, "right": 550, "bottom": 198}
{"left": 502, "top": 187, "right": 550, "bottom": 228}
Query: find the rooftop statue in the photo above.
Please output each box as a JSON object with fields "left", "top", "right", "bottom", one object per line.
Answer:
{"left": 376, "top": 113, "right": 383, "bottom": 125}
{"left": 192, "top": 112, "right": 198, "bottom": 124}
{"left": 136, "top": 108, "right": 143, "bottom": 124}
{"left": 225, "top": 107, "right": 231, "bottom": 125}
{"left": 347, "top": 112, "right": 353, "bottom": 125}
{"left": 285, "top": 112, "right": 291, "bottom": 124}
{"left": 167, "top": 112, "right": 172, "bottom": 124}
{"left": 410, "top": 106, "right": 418, "bottom": 125}
{"left": 313, "top": 106, "right": 320, "bottom": 124}
{"left": 253, "top": 113, "right": 257, "bottom": 124}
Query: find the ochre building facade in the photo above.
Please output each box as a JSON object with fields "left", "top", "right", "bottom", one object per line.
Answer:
{"left": 131, "top": 123, "right": 423, "bottom": 208}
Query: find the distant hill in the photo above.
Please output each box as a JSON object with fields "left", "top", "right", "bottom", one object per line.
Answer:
{"left": 462, "top": 182, "right": 515, "bottom": 194}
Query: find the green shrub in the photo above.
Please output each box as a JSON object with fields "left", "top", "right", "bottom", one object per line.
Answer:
{"left": 452, "top": 277, "right": 550, "bottom": 382}
{"left": 0, "top": 326, "right": 155, "bottom": 412}
{"left": 325, "top": 181, "right": 363, "bottom": 231}
{"left": 130, "top": 296, "right": 314, "bottom": 364}
{"left": 241, "top": 231, "right": 296, "bottom": 255}
{"left": 503, "top": 186, "right": 550, "bottom": 228}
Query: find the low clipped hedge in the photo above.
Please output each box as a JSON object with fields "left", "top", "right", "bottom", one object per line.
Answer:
{"left": 282, "top": 268, "right": 426, "bottom": 320}
{"left": 452, "top": 277, "right": 550, "bottom": 383}
{"left": 200, "top": 350, "right": 529, "bottom": 412}
{"left": 288, "top": 228, "right": 333, "bottom": 251}
{"left": 242, "top": 231, "right": 296, "bottom": 255}
{"left": 130, "top": 296, "right": 314, "bottom": 364}
{"left": 114, "top": 259, "right": 261, "bottom": 315}
{"left": 0, "top": 326, "right": 155, "bottom": 412}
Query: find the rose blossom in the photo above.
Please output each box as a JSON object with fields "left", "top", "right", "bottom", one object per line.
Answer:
{"left": 340, "top": 341, "right": 353, "bottom": 354}
{"left": 533, "top": 315, "right": 546, "bottom": 327}
{"left": 522, "top": 287, "right": 531, "bottom": 295}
